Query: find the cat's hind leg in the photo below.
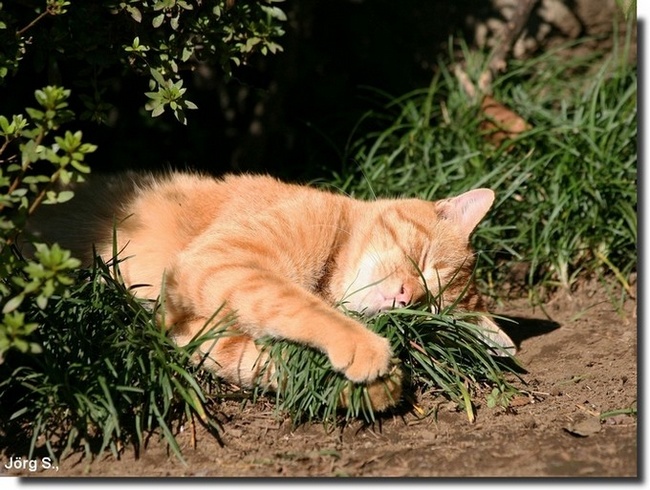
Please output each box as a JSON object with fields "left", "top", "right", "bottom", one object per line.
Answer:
{"left": 170, "top": 318, "right": 402, "bottom": 412}
{"left": 171, "top": 320, "right": 276, "bottom": 389}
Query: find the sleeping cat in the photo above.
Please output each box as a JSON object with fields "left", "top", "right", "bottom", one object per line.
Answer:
{"left": 25, "top": 172, "right": 515, "bottom": 411}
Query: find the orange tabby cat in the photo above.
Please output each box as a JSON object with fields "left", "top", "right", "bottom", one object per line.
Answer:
{"left": 25, "top": 172, "right": 515, "bottom": 410}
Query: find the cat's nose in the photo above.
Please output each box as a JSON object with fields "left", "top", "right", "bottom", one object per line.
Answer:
{"left": 393, "top": 284, "right": 413, "bottom": 308}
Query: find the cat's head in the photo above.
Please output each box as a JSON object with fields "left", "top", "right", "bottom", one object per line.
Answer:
{"left": 334, "top": 188, "right": 515, "bottom": 354}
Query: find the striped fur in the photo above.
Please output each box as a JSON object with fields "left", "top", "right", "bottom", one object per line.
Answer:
{"left": 26, "top": 172, "right": 514, "bottom": 411}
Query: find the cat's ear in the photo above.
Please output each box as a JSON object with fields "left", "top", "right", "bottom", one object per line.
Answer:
{"left": 476, "top": 315, "right": 517, "bottom": 357}
{"left": 436, "top": 188, "right": 495, "bottom": 237}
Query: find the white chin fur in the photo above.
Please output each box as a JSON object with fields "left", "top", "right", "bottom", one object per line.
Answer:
{"left": 343, "top": 290, "right": 384, "bottom": 316}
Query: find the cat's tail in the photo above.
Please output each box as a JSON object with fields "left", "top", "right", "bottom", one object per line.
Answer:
{"left": 17, "top": 172, "right": 146, "bottom": 264}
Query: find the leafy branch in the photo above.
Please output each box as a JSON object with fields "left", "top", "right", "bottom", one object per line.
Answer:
{"left": 0, "top": 85, "right": 95, "bottom": 362}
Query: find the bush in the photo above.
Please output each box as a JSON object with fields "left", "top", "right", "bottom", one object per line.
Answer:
{"left": 0, "top": 86, "right": 94, "bottom": 362}
{"left": 0, "top": 0, "right": 287, "bottom": 362}
{"left": 0, "top": 1, "right": 286, "bottom": 123}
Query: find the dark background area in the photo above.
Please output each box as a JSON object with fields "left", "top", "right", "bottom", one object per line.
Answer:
{"left": 3, "top": 0, "right": 623, "bottom": 182}
{"left": 1, "top": 0, "right": 509, "bottom": 182}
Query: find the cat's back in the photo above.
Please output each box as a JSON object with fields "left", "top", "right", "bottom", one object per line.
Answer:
{"left": 117, "top": 171, "right": 327, "bottom": 254}
{"left": 25, "top": 171, "right": 217, "bottom": 261}
{"left": 25, "top": 171, "right": 338, "bottom": 263}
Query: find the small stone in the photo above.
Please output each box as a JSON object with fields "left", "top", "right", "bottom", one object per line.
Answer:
{"left": 564, "top": 415, "right": 601, "bottom": 437}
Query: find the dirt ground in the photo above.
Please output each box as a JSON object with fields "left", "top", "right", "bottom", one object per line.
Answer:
{"left": 2, "top": 276, "right": 638, "bottom": 478}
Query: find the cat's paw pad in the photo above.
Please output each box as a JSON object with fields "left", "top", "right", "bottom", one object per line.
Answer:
{"left": 329, "top": 330, "right": 392, "bottom": 383}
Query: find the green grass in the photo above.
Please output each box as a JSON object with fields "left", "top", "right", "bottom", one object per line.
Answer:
{"left": 0, "top": 255, "right": 226, "bottom": 464}
{"left": 328, "top": 35, "right": 637, "bottom": 297}
{"left": 0, "top": 33, "right": 637, "bottom": 463}
{"left": 257, "top": 301, "right": 522, "bottom": 426}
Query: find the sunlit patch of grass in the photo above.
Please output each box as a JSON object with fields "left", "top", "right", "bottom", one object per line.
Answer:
{"left": 256, "top": 298, "right": 523, "bottom": 426}
{"left": 328, "top": 34, "right": 637, "bottom": 297}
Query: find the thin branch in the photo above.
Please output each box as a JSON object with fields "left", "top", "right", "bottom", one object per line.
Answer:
{"left": 27, "top": 167, "right": 61, "bottom": 216}
{"left": 17, "top": 10, "right": 50, "bottom": 36}
{"left": 0, "top": 137, "right": 11, "bottom": 157}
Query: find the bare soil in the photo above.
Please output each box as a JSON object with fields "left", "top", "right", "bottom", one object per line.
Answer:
{"left": 3, "top": 277, "right": 637, "bottom": 478}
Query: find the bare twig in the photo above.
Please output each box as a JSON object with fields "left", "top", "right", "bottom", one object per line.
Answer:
{"left": 0, "top": 138, "right": 11, "bottom": 157}
{"left": 16, "top": 1, "right": 68, "bottom": 37}
{"left": 17, "top": 11, "right": 50, "bottom": 36}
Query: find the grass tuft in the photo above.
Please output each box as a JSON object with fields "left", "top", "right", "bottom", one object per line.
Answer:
{"left": 256, "top": 294, "right": 523, "bottom": 426}
{"left": 329, "top": 36, "right": 637, "bottom": 297}
{"left": 0, "top": 255, "right": 225, "bottom": 464}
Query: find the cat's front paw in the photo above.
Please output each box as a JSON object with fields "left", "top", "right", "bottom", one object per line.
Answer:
{"left": 339, "top": 364, "right": 403, "bottom": 412}
{"left": 328, "top": 328, "right": 393, "bottom": 383}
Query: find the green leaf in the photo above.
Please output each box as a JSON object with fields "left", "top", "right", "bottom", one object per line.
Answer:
{"left": 150, "top": 68, "right": 167, "bottom": 86}
{"left": 56, "top": 190, "right": 75, "bottom": 203}
{"left": 36, "top": 294, "right": 48, "bottom": 310}
{"left": 260, "top": 5, "right": 288, "bottom": 22}
{"left": 0, "top": 115, "right": 9, "bottom": 133}
{"left": 152, "top": 13, "right": 165, "bottom": 28}
{"left": 2, "top": 294, "right": 25, "bottom": 314}
{"left": 151, "top": 105, "right": 165, "bottom": 118}
{"left": 126, "top": 5, "right": 142, "bottom": 23}
{"left": 71, "top": 160, "right": 91, "bottom": 174}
